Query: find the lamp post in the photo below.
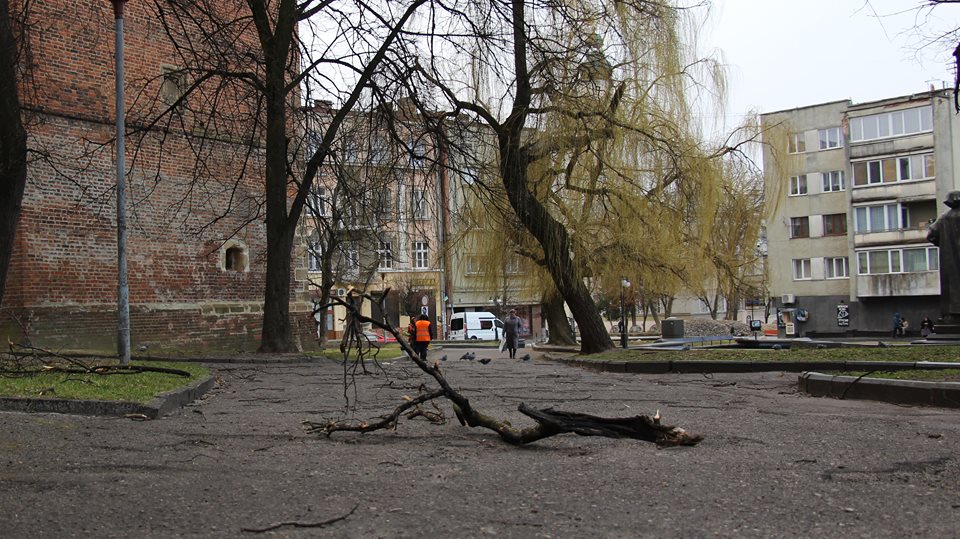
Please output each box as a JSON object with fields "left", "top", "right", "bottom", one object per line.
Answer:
{"left": 620, "top": 278, "right": 631, "bottom": 349}
{"left": 111, "top": 0, "right": 130, "bottom": 364}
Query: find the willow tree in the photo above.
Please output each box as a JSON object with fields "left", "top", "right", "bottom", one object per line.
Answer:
{"left": 410, "top": 0, "right": 732, "bottom": 353}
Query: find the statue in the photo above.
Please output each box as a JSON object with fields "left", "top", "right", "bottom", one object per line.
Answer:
{"left": 927, "top": 190, "right": 960, "bottom": 328}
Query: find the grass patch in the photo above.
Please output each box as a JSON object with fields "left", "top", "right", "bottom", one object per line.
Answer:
{"left": 834, "top": 369, "right": 960, "bottom": 382}
{"left": 0, "top": 360, "right": 209, "bottom": 403}
{"left": 588, "top": 345, "right": 960, "bottom": 363}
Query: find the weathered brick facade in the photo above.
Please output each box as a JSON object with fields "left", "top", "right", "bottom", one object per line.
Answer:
{"left": 2, "top": 1, "right": 312, "bottom": 352}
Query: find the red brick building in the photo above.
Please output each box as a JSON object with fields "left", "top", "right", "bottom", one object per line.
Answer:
{"left": 2, "top": 1, "right": 308, "bottom": 352}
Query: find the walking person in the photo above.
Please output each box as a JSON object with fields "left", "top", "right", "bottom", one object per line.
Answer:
{"left": 504, "top": 309, "right": 522, "bottom": 359}
{"left": 413, "top": 314, "right": 434, "bottom": 361}
{"left": 892, "top": 312, "right": 902, "bottom": 339}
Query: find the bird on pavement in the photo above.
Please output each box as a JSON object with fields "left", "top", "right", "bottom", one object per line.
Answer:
{"left": 460, "top": 352, "right": 475, "bottom": 360}
{"left": 520, "top": 353, "right": 530, "bottom": 361}
{"left": 440, "top": 355, "right": 448, "bottom": 361}
{"left": 479, "top": 357, "right": 492, "bottom": 365}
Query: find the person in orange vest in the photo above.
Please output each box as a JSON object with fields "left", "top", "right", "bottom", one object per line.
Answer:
{"left": 413, "top": 314, "right": 434, "bottom": 361}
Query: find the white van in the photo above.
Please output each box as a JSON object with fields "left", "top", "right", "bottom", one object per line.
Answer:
{"left": 448, "top": 311, "right": 504, "bottom": 340}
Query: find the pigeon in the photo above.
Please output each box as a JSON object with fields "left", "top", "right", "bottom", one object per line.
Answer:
{"left": 138, "top": 345, "right": 148, "bottom": 352}
{"left": 479, "top": 357, "right": 492, "bottom": 365}
{"left": 440, "top": 355, "right": 448, "bottom": 361}
{"left": 878, "top": 341, "right": 888, "bottom": 348}
{"left": 816, "top": 344, "right": 826, "bottom": 350}
{"left": 520, "top": 353, "right": 531, "bottom": 361}
{"left": 772, "top": 344, "right": 782, "bottom": 350}
{"left": 460, "top": 352, "right": 475, "bottom": 360}
{"left": 681, "top": 344, "right": 692, "bottom": 351}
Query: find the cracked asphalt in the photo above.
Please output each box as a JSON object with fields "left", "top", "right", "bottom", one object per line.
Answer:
{"left": 2, "top": 347, "right": 959, "bottom": 538}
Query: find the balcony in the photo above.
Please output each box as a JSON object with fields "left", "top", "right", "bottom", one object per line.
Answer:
{"left": 850, "top": 180, "right": 935, "bottom": 203}
{"left": 856, "top": 270, "right": 939, "bottom": 297}
{"left": 854, "top": 223, "right": 932, "bottom": 248}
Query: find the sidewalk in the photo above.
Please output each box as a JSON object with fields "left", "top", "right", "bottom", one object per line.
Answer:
{"left": 2, "top": 349, "right": 959, "bottom": 538}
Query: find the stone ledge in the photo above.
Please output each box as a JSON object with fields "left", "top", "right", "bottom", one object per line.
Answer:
{"left": 799, "top": 372, "right": 960, "bottom": 408}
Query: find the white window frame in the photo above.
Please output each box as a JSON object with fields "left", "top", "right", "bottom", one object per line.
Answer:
{"left": 824, "top": 257, "right": 848, "bottom": 279}
{"left": 788, "top": 133, "right": 806, "bottom": 154}
{"left": 856, "top": 246, "right": 939, "bottom": 275}
{"left": 789, "top": 174, "right": 808, "bottom": 196}
{"left": 821, "top": 170, "right": 845, "bottom": 192}
{"left": 412, "top": 187, "right": 428, "bottom": 220}
{"left": 792, "top": 258, "right": 812, "bottom": 280}
{"left": 377, "top": 241, "right": 393, "bottom": 270}
{"left": 413, "top": 241, "right": 429, "bottom": 269}
{"left": 849, "top": 106, "right": 933, "bottom": 143}
{"left": 854, "top": 203, "right": 902, "bottom": 233}
{"left": 818, "top": 127, "right": 841, "bottom": 150}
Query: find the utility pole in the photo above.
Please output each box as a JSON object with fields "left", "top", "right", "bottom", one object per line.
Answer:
{"left": 111, "top": 0, "right": 131, "bottom": 364}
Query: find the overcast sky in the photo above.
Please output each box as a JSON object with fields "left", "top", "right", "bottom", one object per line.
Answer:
{"left": 703, "top": 0, "right": 957, "bottom": 127}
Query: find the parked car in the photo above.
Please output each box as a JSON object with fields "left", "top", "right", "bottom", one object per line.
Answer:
{"left": 448, "top": 312, "right": 504, "bottom": 340}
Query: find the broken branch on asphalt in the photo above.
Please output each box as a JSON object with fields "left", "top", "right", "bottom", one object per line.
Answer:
{"left": 304, "top": 289, "right": 702, "bottom": 447}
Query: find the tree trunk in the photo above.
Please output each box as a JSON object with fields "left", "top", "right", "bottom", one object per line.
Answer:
{"left": 0, "top": 0, "right": 27, "bottom": 308}
{"left": 258, "top": 7, "right": 299, "bottom": 353}
{"left": 543, "top": 287, "right": 576, "bottom": 346}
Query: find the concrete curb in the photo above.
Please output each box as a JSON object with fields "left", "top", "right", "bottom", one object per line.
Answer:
{"left": 543, "top": 354, "right": 960, "bottom": 408}
{"left": 799, "top": 372, "right": 960, "bottom": 408}
{"left": 0, "top": 375, "right": 216, "bottom": 418}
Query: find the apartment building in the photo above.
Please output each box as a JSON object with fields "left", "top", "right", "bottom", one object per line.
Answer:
{"left": 762, "top": 90, "right": 960, "bottom": 335}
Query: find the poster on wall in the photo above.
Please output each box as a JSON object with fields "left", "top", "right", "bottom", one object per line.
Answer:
{"left": 837, "top": 303, "right": 850, "bottom": 327}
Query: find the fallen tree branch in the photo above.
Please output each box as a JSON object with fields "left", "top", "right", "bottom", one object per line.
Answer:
{"left": 315, "top": 289, "right": 703, "bottom": 447}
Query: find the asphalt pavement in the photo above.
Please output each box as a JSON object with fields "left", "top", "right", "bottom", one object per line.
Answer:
{"left": 2, "top": 347, "right": 960, "bottom": 538}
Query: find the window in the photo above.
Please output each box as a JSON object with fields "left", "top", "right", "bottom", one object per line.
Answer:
{"left": 311, "top": 186, "right": 329, "bottom": 217}
{"left": 857, "top": 246, "right": 939, "bottom": 274}
{"left": 790, "top": 217, "right": 810, "bottom": 239}
{"left": 852, "top": 153, "right": 935, "bottom": 186}
{"left": 160, "top": 65, "right": 187, "bottom": 108}
{"left": 307, "top": 234, "right": 322, "bottom": 271}
{"left": 825, "top": 257, "right": 848, "bottom": 279}
{"left": 849, "top": 106, "right": 933, "bottom": 142}
{"left": 788, "top": 133, "right": 806, "bottom": 154}
{"left": 344, "top": 242, "right": 359, "bottom": 271}
{"left": 411, "top": 187, "right": 428, "bottom": 220}
{"left": 409, "top": 139, "right": 426, "bottom": 168}
{"left": 465, "top": 255, "right": 481, "bottom": 274}
{"left": 375, "top": 189, "right": 393, "bottom": 218}
{"left": 221, "top": 241, "right": 249, "bottom": 272}
{"left": 377, "top": 241, "right": 393, "bottom": 269}
{"left": 792, "top": 258, "right": 812, "bottom": 280}
{"left": 789, "top": 175, "right": 807, "bottom": 196}
{"left": 822, "top": 171, "right": 845, "bottom": 192}
{"left": 818, "top": 127, "right": 841, "bottom": 150}
{"left": 822, "top": 213, "right": 847, "bottom": 236}
{"left": 413, "top": 241, "right": 429, "bottom": 269}
{"left": 506, "top": 256, "right": 521, "bottom": 274}
{"left": 854, "top": 203, "right": 900, "bottom": 233}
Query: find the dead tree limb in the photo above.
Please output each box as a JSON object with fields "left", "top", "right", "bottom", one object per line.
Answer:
{"left": 315, "top": 289, "right": 703, "bottom": 447}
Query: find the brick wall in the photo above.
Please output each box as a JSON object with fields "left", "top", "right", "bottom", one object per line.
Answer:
{"left": 2, "top": 0, "right": 307, "bottom": 351}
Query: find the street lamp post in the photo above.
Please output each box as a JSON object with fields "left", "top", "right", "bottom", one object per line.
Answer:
{"left": 620, "top": 278, "right": 631, "bottom": 349}
{"left": 111, "top": 0, "right": 130, "bottom": 364}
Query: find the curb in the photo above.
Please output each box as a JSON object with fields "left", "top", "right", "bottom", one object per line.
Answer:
{"left": 0, "top": 375, "right": 216, "bottom": 419}
{"left": 799, "top": 372, "right": 960, "bottom": 408}
{"left": 543, "top": 355, "right": 960, "bottom": 408}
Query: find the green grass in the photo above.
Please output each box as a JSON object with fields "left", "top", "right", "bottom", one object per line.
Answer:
{"left": 835, "top": 369, "right": 960, "bottom": 381}
{"left": 0, "top": 361, "right": 209, "bottom": 403}
{"left": 587, "top": 345, "right": 960, "bottom": 363}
